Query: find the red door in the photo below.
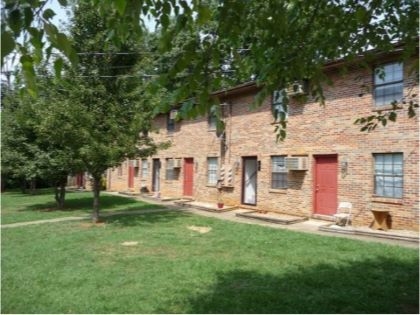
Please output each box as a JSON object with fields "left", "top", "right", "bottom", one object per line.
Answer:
{"left": 76, "top": 173, "right": 84, "bottom": 188}
{"left": 314, "top": 155, "right": 338, "bottom": 215}
{"left": 128, "top": 165, "right": 134, "bottom": 189}
{"left": 183, "top": 158, "right": 194, "bottom": 196}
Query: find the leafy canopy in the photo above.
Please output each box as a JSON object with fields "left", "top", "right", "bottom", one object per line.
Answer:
{"left": 1, "top": 0, "right": 418, "bottom": 138}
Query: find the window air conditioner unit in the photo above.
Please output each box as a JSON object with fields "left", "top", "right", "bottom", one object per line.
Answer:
{"left": 286, "top": 80, "right": 308, "bottom": 97}
{"left": 131, "top": 160, "right": 140, "bottom": 167}
{"left": 285, "top": 157, "right": 308, "bottom": 171}
{"left": 173, "top": 158, "right": 182, "bottom": 168}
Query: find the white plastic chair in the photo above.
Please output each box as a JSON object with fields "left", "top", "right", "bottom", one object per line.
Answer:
{"left": 333, "top": 202, "right": 352, "bottom": 226}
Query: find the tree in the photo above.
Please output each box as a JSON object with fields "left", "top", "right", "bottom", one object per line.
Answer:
{"left": 2, "top": 0, "right": 418, "bottom": 138}
{"left": 31, "top": 72, "right": 86, "bottom": 208}
{"left": 1, "top": 88, "right": 42, "bottom": 193}
{"left": 62, "top": 1, "right": 165, "bottom": 222}
{"left": 1, "top": 71, "right": 84, "bottom": 206}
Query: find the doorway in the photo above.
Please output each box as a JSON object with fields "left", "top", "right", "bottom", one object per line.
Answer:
{"left": 183, "top": 158, "right": 194, "bottom": 196}
{"left": 152, "top": 159, "right": 160, "bottom": 192}
{"left": 314, "top": 155, "right": 338, "bottom": 215}
{"left": 128, "top": 164, "right": 134, "bottom": 189}
{"left": 242, "top": 157, "right": 258, "bottom": 205}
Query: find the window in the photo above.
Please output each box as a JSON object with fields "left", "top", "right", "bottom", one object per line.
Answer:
{"left": 271, "top": 156, "right": 288, "bottom": 189}
{"left": 207, "top": 157, "right": 218, "bottom": 185}
{"left": 167, "top": 114, "right": 175, "bottom": 132}
{"left": 141, "top": 159, "right": 148, "bottom": 178}
{"left": 374, "top": 62, "right": 403, "bottom": 107}
{"left": 165, "top": 159, "right": 174, "bottom": 180}
{"left": 165, "top": 158, "right": 179, "bottom": 180}
{"left": 374, "top": 153, "right": 403, "bottom": 198}
{"left": 272, "top": 90, "right": 288, "bottom": 121}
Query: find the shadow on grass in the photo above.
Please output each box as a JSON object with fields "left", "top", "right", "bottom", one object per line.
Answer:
{"left": 3, "top": 188, "right": 56, "bottom": 196}
{"left": 22, "top": 195, "right": 165, "bottom": 214}
{"left": 102, "top": 210, "right": 190, "bottom": 227}
{"left": 185, "top": 257, "right": 419, "bottom": 314}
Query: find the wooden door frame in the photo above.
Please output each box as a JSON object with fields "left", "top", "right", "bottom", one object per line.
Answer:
{"left": 241, "top": 156, "right": 258, "bottom": 206}
{"left": 312, "top": 154, "right": 338, "bottom": 215}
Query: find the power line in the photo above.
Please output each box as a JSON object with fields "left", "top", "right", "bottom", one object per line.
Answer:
{"left": 76, "top": 52, "right": 152, "bottom": 56}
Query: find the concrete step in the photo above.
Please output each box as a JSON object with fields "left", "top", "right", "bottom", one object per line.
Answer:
{"left": 236, "top": 210, "right": 308, "bottom": 225}
{"left": 179, "top": 201, "right": 238, "bottom": 212}
{"left": 118, "top": 191, "right": 140, "bottom": 196}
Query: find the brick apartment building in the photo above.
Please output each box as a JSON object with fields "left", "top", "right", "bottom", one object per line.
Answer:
{"left": 106, "top": 54, "right": 419, "bottom": 231}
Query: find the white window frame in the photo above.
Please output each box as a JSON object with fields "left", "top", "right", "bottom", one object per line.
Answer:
{"left": 374, "top": 153, "right": 403, "bottom": 198}
{"left": 165, "top": 158, "right": 175, "bottom": 180}
{"left": 141, "top": 159, "right": 148, "bottom": 178}
{"left": 271, "top": 156, "right": 288, "bottom": 189}
{"left": 374, "top": 62, "right": 403, "bottom": 107}
{"left": 207, "top": 157, "right": 218, "bottom": 185}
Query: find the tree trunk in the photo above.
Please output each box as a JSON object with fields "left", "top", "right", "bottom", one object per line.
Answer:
{"left": 20, "top": 179, "right": 27, "bottom": 194}
{"left": 59, "top": 182, "right": 66, "bottom": 209}
{"left": 55, "top": 180, "right": 66, "bottom": 209}
{"left": 92, "top": 176, "right": 101, "bottom": 223}
{"left": 29, "top": 179, "right": 36, "bottom": 194}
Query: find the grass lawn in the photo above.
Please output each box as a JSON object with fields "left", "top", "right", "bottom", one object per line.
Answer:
{"left": 1, "top": 192, "right": 419, "bottom": 313}
{"left": 1, "top": 189, "right": 165, "bottom": 224}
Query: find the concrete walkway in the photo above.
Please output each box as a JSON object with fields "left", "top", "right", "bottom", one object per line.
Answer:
{"left": 1, "top": 216, "right": 90, "bottom": 228}
{"left": 0, "top": 207, "right": 184, "bottom": 228}
{"left": 2, "top": 191, "right": 419, "bottom": 249}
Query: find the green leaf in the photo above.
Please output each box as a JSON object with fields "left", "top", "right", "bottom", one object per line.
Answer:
{"left": 388, "top": 112, "right": 397, "bottom": 122}
{"left": 162, "top": 1, "right": 171, "bottom": 15}
{"left": 44, "top": 22, "right": 59, "bottom": 41}
{"left": 1, "top": 31, "right": 16, "bottom": 64}
{"left": 115, "top": 0, "right": 127, "bottom": 15}
{"left": 54, "top": 58, "right": 63, "bottom": 79}
{"left": 160, "top": 14, "right": 170, "bottom": 29}
{"left": 43, "top": 9, "right": 56, "bottom": 20}
{"left": 23, "top": 7, "right": 34, "bottom": 28}
{"left": 408, "top": 103, "right": 416, "bottom": 118}
{"left": 381, "top": 118, "right": 387, "bottom": 127}
{"left": 57, "top": 33, "right": 71, "bottom": 54}
{"left": 355, "top": 7, "right": 368, "bottom": 23}
{"left": 197, "top": 5, "right": 211, "bottom": 25}
{"left": 57, "top": 0, "right": 68, "bottom": 6}
{"left": 8, "top": 9, "right": 22, "bottom": 35}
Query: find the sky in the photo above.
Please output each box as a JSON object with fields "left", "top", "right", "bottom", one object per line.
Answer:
{"left": 49, "top": 0, "right": 156, "bottom": 31}
{"left": 50, "top": 0, "right": 72, "bottom": 30}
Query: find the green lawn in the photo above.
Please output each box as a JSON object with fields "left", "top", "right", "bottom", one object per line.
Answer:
{"left": 1, "top": 191, "right": 419, "bottom": 313}
{"left": 1, "top": 189, "right": 164, "bottom": 224}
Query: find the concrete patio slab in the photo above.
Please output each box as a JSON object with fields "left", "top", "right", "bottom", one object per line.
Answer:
{"left": 236, "top": 210, "right": 308, "bottom": 225}
{"left": 178, "top": 200, "right": 238, "bottom": 212}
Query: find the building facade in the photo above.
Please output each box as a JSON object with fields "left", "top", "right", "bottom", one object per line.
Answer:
{"left": 107, "top": 56, "right": 419, "bottom": 231}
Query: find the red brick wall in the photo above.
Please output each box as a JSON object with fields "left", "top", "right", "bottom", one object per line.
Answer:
{"left": 107, "top": 59, "right": 419, "bottom": 230}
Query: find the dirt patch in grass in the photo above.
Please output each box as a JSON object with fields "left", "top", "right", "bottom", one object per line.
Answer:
{"left": 187, "top": 225, "right": 212, "bottom": 234}
{"left": 121, "top": 241, "right": 139, "bottom": 246}
{"left": 94, "top": 242, "right": 180, "bottom": 264}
